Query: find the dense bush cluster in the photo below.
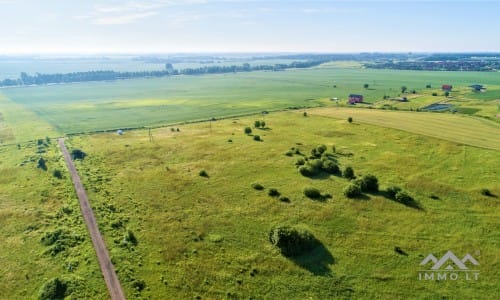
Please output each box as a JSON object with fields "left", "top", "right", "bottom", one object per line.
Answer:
{"left": 268, "top": 225, "right": 317, "bottom": 257}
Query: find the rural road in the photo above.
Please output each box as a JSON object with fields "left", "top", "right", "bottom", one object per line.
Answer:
{"left": 58, "top": 138, "right": 126, "bottom": 300}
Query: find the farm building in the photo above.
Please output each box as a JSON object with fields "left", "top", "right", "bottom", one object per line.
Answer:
{"left": 348, "top": 94, "right": 363, "bottom": 104}
{"left": 441, "top": 84, "right": 453, "bottom": 91}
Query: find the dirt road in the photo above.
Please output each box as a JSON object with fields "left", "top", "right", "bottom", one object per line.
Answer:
{"left": 58, "top": 138, "right": 125, "bottom": 300}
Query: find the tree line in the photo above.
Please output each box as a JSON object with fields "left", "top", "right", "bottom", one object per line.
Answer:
{"left": 0, "top": 60, "right": 327, "bottom": 87}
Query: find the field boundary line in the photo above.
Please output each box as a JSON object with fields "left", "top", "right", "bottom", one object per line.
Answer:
{"left": 58, "top": 138, "right": 126, "bottom": 300}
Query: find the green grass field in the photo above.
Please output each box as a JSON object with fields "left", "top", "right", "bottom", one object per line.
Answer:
{"left": 309, "top": 107, "right": 500, "bottom": 150}
{"left": 0, "top": 66, "right": 499, "bottom": 299}
{"left": 1, "top": 67, "right": 499, "bottom": 138}
{"left": 62, "top": 110, "right": 499, "bottom": 299}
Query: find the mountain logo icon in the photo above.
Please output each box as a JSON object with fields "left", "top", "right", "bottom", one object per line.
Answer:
{"left": 420, "top": 251, "right": 479, "bottom": 270}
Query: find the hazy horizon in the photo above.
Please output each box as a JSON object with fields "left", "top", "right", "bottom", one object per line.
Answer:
{"left": 1, "top": 1, "right": 499, "bottom": 55}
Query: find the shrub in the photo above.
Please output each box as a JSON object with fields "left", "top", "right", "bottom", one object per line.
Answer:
{"left": 322, "top": 160, "right": 340, "bottom": 174}
{"left": 386, "top": 186, "right": 402, "bottom": 199}
{"left": 53, "top": 169, "right": 63, "bottom": 179}
{"left": 316, "top": 144, "right": 327, "bottom": 154}
{"left": 70, "top": 149, "right": 86, "bottom": 160}
{"left": 251, "top": 182, "right": 264, "bottom": 190}
{"left": 360, "top": 174, "right": 379, "bottom": 192}
{"left": 37, "top": 157, "right": 47, "bottom": 171}
{"left": 260, "top": 121, "right": 266, "bottom": 128}
{"left": 426, "top": 84, "right": 432, "bottom": 88}
{"left": 199, "top": 170, "right": 209, "bottom": 177}
{"left": 124, "top": 229, "right": 138, "bottom": 246}
{"left": 303, "top": 111, "right": 307, "bottom": 117}
{"left": 303, "top": 186, "right": 321, "bottom": 199}
{"left": 444, "top": 91, "right": 450, "bottom": 97}
{"left": 244, "top": 127, "right": 252, "bottom": 134}
{"left": 343, "top": 184, "right": 362, "bottom": 198}
{"left": 295, "top": 158, "right": 305, "bottom": 166}
{"left": 298, "top": 165, "right": 314, "bottom": 176}
{"left": 268, "top": 225, "right": 317, "bottom": 257}
{"left": 268, "top": 188, "right": 280, "bottom": 197}
{"left": 348, "top": 117, "right": 353, "bottom": 123}
{"left": 39, "top": 277, "right": 67, "bottom": 300}
{"left": 480, "top": 188, "right": 492, "bottom": 196}
{"left": 279, "top": 196, "right": 290, "bottom": 203}
{"left": 254, "top": 120, "right": 261, "bottom": 128}
{"left": 395, "top": 191, "right": 413, "bottom": 205}
{"left": 343, "top": 166, "right": 355, "bottom": 179}
{"left": 432, "top": 92, "right": 438, "bottom": 96}
{"left": 253, "top": 135, "right": 261, "bottom": 141}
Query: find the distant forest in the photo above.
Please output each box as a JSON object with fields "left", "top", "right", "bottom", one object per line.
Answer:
{"left": 1, "top": 53, "right": 498, "bottom": 87}
{"left": 0, "top": 60, "right": 326, "bottom": 87}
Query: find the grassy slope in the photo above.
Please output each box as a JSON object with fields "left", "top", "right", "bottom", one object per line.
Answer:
{"left": 2, "top": 67, "right": 499, "bottom": 135}
{"left": 68, "top": 110, "right": 499, "bottom": 299}
{"left": 0, "top": 140, "right": 107, "bottom": 299}
{"left": 308, "top": 107, "right": 500, "bottom": 150}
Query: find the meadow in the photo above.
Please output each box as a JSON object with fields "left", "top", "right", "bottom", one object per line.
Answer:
{"left": 1, "top": 66, "right": 499, "bottom": 138}
{"left": 65, "top": 110, "right": 498, "bottom": 299}
{"left": 0, "top": 64, "right": 499, "bottom": 299}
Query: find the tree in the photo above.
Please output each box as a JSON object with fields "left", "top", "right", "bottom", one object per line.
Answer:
{"left": 426, "top": 84, "right": 432, "bottom": 88}
{"left": 347, "top": 117, "right": 353, "bottom": 123}
{"left": 260, "top": 121, "right": 266, "bottom": 128}
{"left": 444, "top": 91, "right": 450, "bottom": 97}
{"left": 401, "top": 86, "right": 407, "bottom": 93}
{"left": 363, "top": 83, "right": 369, "bottom": 89}
{"left": 254, "top": 120, "right": 261, "bottom": 128}
{"left": 303, "top": 112, "right": 307, "bottom": 117}
{"left": 244, "top": 127, "right": 252, "bottom": 134}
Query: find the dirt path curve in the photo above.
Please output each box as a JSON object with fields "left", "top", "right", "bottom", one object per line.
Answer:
{"left": 58, "top": 138, "right": 126, "bottom": 300}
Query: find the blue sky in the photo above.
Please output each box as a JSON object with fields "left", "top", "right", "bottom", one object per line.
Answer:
{"left": 0, "top": 0, "right": 498, "bottom": 54}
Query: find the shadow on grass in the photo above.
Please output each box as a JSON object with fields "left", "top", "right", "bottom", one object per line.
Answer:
{"left": 288, "top": 242, "right": 335, "bottom": 276}
{"left": 350, "top": 193, "right": 371, "bottom": 201}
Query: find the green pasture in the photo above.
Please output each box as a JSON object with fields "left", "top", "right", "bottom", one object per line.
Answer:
{"left": 1, "top": 67, "right": 499, "bottom": 139}
{"left": 65, "top": 110, "right": 498, "bottom": 299}
{"left": 0, "top": 139, "right": 107, "bottom": 299}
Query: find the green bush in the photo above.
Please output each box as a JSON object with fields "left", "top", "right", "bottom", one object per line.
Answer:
{"left": 279, "top": 196, "right": 290, "bottom": 203}
{"left": 322, "top": 160, "right": 340, "bottom": 174}
{"left": 37, "top": 157, "right": 47, "bottom": 171}
{"left": 295, "top": 158, "right": 305, "bottom": 166}
{"left": 395, "top": 191, "right": 413, "bottom": 205}
{"left": 285, "top": 150, "right": 294, "bottom": 157}
{"left": 253, "top": 135, "right": 261, "bottom": 141}
{"left": 268, "top": 225, "right": 317, "bottom": 257}
{"left": 298, "top": 165, "right": 315, "bottom": 177}
{"left": 316, "top": 144, "right": 327, "bottom": 154}
{"left": 360, "top": 174, "right": 379, "bottom": 192}
{"left": 343, "top": 166, "right": 355, "bottom": 179}
{"left": 254, "top": 120, "right": 261, "bottom": 128}
{"left": 343, "top": 184, "right": 362, "bottom": 198}
{"left": 268, "top": 188, "right": 280, "bottom": 197}
{"left": 70, "top": 149, "right": 86, "bottom": 160}
{"left": 53, "top": 169, "right": 63, "bottom": 179}
{"left": 348, "top": 117, "right": 353, "bottom": 123}
{"left": 260, "top": 121, "right": 266, "bottom": 128}
{"left": 124, "top": 229, "right": 138, "bottom": 246}
{"left": 386, "top": 186, "right": 402, "bottom": 199}
{"left": 251, "top": 182, "right": 264, "bottom": 190}
{"left": 303, "top": 186, "right": 321, "bottom": 199}
{"left": 199, "top": 170, "right": 209, "bottom": 177}
{"left": 132, "top": 279, "right": 146, "bottom": 291}
{"left": 303, "top": 111, "right": 307, "bottom": 117}
{"left": 39, "top": 277, "right": 67, "bottom": 300}
{"left": 244, "top": 127, "right": 252, "bottom": 134}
